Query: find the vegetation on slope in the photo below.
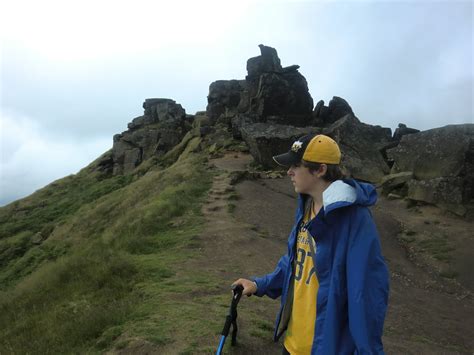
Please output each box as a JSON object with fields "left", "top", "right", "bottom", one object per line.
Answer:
{"left": 0, "top": 150, "right": 214, "bottom": 354}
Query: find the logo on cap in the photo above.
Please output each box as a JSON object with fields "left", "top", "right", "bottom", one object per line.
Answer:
{"left": 291, "top": 140, "right": 303, "bottom": 153}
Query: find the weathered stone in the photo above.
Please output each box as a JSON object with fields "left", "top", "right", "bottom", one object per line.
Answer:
{"left": 162, "top": 131, "right": 195, "bottom": 165}
{"left": 113, "top": 141, "right": 142, "bottom": 174}
{"left": 393, "top": 123, "right": 420, "bottom": 142}
{"left": 93, "top": 150, "right": 114, "bottom": 175}
{"left": 248, "top": 71, "right": 314, "bottom": 125}
{"left": 127, "top": 115, "right": 146, "bottom": 130}
{"left": 231, "top": 113, "right": 259, "bottom": 140}
{"left": 314, "top": 100, "right": 325, "bottom": 117}
{"left": 206, "top": 80, "right": 246, "bottom": 123}
{"left": 387, "top": 124, "right": 474, "bottom": 179}
{"left": 239, "top": 123, "right": 318, "bottom": 168}
{"left": 323, "top": 114, "right": 392, "bottom": 183}
{"left": 312, "top": 97, "right": 355, "bottom": 126}
{"left": 281, "top": 65, "right": 300, "bottom": 73}
{"left": 380, "top": 171, "right": 413, "bottom": 195}
{"left": 112, "top": 98, "right": 188, "bottom": 174}
{"left": 407, "top": 177, "right": 466, "bottom": 216}
{"left": 386, "top": 124, "right": 474, "bottom": 214}
{"left": 143, "top": 98, "right": 186, "bottom": 123}
{"left": 246, "top": 44, "right": 283, "bottom": 78}
{"left": 31, "top": 232, "right": 46, "bottom": 245}
{"left": 387, "top": 193, "right": 402, "bottom": 200}
{"left": 207, "top": 45, "right": 314, "bottom": 127}
{"left": 191, "top": 112, "right": 213, "bottom": 137}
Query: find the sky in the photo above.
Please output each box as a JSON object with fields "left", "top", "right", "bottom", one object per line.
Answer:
{"left": 0, "top": 0, "right": 473, "bottom": 206}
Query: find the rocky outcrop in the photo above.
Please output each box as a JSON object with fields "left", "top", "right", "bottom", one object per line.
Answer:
{"left": 392, "top": 123, "right": 420, "bottom": 142}
{"left": 231, "top": 112, "right": 393, "bottom": 178}
{"left": 407, "top": 177, "right": 466, "bottom": 215}
{"left": 246, "top": 69, "right": 313, "bottom": 124}
{"left": 239, "top": 123, "right": 318, "bottom": 168}
{"left": 323, "top": 114, "right": 392, "bottom": 183}
{"left": 206, "top": 80, "right": 246, "bottom": 124}
{"left": 246, "top": 45, "right": 282, "bottom": 76}
{"left": 388, "top": 125, "right": 473, "bottom": 180}
{"left": 312, "top": 97, "right": 355, "bottom": 127}
{"left": 386, "top": 124, "right": 474, "bottom": 215}
{"left": 111, "top": 99, "right": 190, "bottom": 174}
{"left": 97, "top": 44, "right": 472, "bottom": 219}
{"left": 379, "top": 171, "right": 413, "bottom": 195}
{"left": 206, "top": 45, "right": 314, "bottom": 127}
{"left": 382, "top": 123, "right": 421, "bottom": 165}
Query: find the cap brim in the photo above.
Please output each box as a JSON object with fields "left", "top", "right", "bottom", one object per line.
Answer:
{"left": 272, "top": 151, "right": 301, "bottom": 167}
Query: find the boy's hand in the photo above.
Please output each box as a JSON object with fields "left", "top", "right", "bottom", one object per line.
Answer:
{"left": 232, "top": 278, "right": 258, "bottom": 297}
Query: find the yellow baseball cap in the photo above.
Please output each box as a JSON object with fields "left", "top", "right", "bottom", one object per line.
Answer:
{"left": 273, "top": 134, "right": 341, "bottom": 166}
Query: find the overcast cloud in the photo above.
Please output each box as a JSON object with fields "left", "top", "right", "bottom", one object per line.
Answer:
{"left": 1, "top": 0, "right": 472, "bottom": 206}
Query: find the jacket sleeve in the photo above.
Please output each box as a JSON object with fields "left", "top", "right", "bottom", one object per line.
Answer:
{"left": 346, "top": 207, "right": 389, "bottom": 354}
{"left": 252, "top": 253, "right": 290, "bottom": 299}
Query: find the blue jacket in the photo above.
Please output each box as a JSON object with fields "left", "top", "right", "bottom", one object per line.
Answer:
{"left": 253, "top": 179, "right": 389, "bottom": 354}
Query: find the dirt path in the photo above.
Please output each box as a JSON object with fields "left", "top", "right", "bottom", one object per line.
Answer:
{"left": 189, "top": 152, "right": 474, "bottom": 354}
{"left": 150, "top": 152, "right": 473, "bottom": 354}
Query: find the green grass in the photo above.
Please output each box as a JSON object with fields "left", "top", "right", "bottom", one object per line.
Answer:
{"left": 439, "top": 269, "right": 459, "bottom": 279}
{"left": 0, "top": 244, "right": 139, "bottom": 354}
{"left": 417, "top": 236, "right": 455, "bottom": 262}
{"left": 227, "top": 191, "right": 240, "bottom": 201}
{"left": 247, "top": 311, "right": 275, "bottom": 340}
{"left": 0, "top": 173, "right": 134, "bottom": 239}
{"left": 228, "top": 203, "right": 237, "bottom": 213}
{"left": 0, "top": 151, "right": 215, "bottom": 354}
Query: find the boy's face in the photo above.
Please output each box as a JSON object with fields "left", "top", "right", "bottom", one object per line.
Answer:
{"left": 287, "top": 163, "right": 319, "bottom": 194}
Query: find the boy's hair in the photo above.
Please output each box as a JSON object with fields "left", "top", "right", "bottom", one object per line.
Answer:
{"left": 302, "top": 160, "right": 344, "bottom": 182}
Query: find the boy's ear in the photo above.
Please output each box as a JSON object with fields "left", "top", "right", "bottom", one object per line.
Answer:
{"left": 317, "top": 164, "right": 327, "bottom": 178}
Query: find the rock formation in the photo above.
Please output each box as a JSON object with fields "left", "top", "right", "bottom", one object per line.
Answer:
{"left": 206, "top": 44, "right": 314, "bottom": 127}
{"left": 392, "top": 123, "right": 420, "bottom": 142}
{"left": 312, "top": 97, "right": 355, "bottom": 127}
{"left": 99, "top": 44, "right": 472, "bottom": 217}
{"left": 111, "top": 99, "right": 191, "bottom": 174}
{"left": 386, "top": 124, "right": 474, "bottom": 215}
{"left": 322, "top": 115, "right": 392, "bottom": 182}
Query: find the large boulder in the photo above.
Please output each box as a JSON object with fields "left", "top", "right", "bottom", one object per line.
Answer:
{"left": 206, "top": 45, "right": 314, "bottom": 127}
{"left": 387, "top": 124, "right": 473, "bottom": 179}
{"left": 112, "top": 99, "right": 189, "bottom": 174}
{"left": 379, "top": 171, "right": 413, "bottom": 195}
{"left": 381, "top": 124, "right": 420, "bottom": 167}
{"left": 206, "top": 80, "right": 246, "bottom": 124}
{"left": 142, "top": 98, "right": 187, "bottom": 124}
{"left": 239, "top": 122, "right": 318, "bottom": 168}
{"left": 244, "top": 45, "right": 313, "bottom": 125}
{"left": 407, "top": 177, "right": 466, "bottom": 216}
{"left": 323, "top": 114, "right": 392, "bottom": 183}
{"left": 392, "top": 123, "right": 420, "bottom": 142}
{"left": 387, "top": 124, "right": 474, "bottom": 214}
{"left": 246, "top": 44, "right": 283, "bottom": 78}
{"left": 247, "top": 69, "right": 314, "bottom": 126}
{"left": 312, "top": 97, "right": 355, "bottom": 127}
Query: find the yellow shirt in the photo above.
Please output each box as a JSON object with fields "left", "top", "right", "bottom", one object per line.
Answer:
{"left": 284, "top": 208, "right": 319, "bottom": 355}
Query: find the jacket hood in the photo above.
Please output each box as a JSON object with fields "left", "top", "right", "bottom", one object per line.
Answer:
{"left": 299, "top": 179, "right": 377, "bottom": 215}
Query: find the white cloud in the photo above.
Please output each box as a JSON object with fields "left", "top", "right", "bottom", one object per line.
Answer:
{"left": 0, "top": 0, "right": 250, "bottom": 62}
{"left": 0, "top": 109, "right": 111, "bottom": 206}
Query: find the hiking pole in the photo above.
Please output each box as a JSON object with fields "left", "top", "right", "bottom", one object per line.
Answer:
{"left": 216, "top": 284, "right": 244, "bottom": 355}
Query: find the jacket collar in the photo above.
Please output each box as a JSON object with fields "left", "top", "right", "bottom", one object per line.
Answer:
{"left": 297, "top": 180, "right": 357, "bottom": 218}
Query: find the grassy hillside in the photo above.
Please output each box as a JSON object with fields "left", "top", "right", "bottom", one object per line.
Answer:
{"left": 0, "top": 147, "right": 217, "bottom": 353}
